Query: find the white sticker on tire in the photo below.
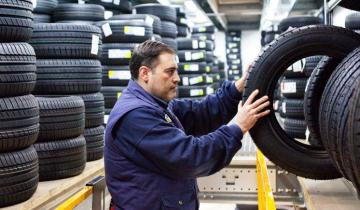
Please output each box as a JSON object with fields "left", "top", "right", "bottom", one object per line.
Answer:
{"left": 108, "top": 49, "right": 131, "bottom": 59}
{"left": 282, "top": 102, "right": 286, "bottom": 113}
{"left": 124, "top": 26, "right": 145, "bottom": 36}
{"left": 192, "top": 52, "right": 203, "bottom": 60}
{"left": 184, "top": 52, "right": 192, "bottom": 61}
{"left": 102, "top": 23, "right": 113, "bottom": 37}
{"left": 190, "top": 89, "right": 204, "bottom": 96}
{"left": 282, "top": 82, "right": 297, "bottom": 93}
{"left": 182, "top": 77, "right": 189, "bottom": 86}
{"left": 192, "top": 40, "right": 198, "bottom": 49}
{"left": 292, "top": 60, "right": 303, "bottom": 72}
{"left": 184, "top": 64, "right": 199, "bottom": 71}
{"left": 113, "top": 0, "right": 120, "bottom": 5}
{"left": 189, "top": 76, "right": 203, "bottom": 85}
{"left": 91, "top": 35, "right": 100, "bottom": 55}
{"left": 145, "top": 16, "right": 154, "bottom": 26}
{"left": 104, "top": 11, "right": 113, "bottom": 20}
{"left": 206, "top": 87, "right": 214, "bottom": 95}
{"left": 108, "top": 71, "right": 131, "bottom": 80}
{"left": 199, "top": 41, "right": 206, "bottom": 49}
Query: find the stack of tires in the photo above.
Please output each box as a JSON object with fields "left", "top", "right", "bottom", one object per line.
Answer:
{"left": 29, "top": 23, "right": 104, "bottom": 179}
{"left": 226, "top": 31, "right": 242, "bottom": 80}
{"left": 278, "top": 56, "right": 322, "bottom": 141}
{"left": 33, "top": 0, "right": 58, "bottom": 23}
{"left": 96, "top": 13, "right": 154, "bottom": 116}
{"left": 135, "top": 3, "right": 178, "bottom": 51}
{"left": 175, "top": 6, "right": 190, "bottom": 38}
{"left": 86, "top": 0, "right": 132, "bottom": 19}
{"left": 318, "top": 48, "right": 360, "bottom": 192}
{"left": 0, "top": 0, "right": 39, "bottom": 207}
{"left": 243, "top": 24, "right": 360, "bottom": 185}
{"left": 53, "top": 2, "right": 105, "bottom": 24}
{"left": 218, "top": 60, "right": 226, "bottom": 84}
{"left": 176, "top": 34, "right": 216, "bottom": 99}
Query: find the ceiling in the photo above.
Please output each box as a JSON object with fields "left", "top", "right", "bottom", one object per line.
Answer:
{"left": 134, "top": 0, "right": 324, "bottom": 31}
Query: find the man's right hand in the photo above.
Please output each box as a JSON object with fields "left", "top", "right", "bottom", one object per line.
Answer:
{"left": 234, "top": 89, "right": 271, "bottom": 133}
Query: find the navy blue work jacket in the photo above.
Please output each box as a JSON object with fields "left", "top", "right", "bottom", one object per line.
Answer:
{"left": 104, "top": 79, "right": 243, "bottom": 210}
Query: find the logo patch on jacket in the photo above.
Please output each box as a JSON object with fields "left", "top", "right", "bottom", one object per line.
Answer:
{"left": 164, "top": 113, "right": 172, "bottom": 123}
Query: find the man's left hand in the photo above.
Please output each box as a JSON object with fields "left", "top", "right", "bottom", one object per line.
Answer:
{"left": 235, "top": 69, "right": 249, "bottom": 93}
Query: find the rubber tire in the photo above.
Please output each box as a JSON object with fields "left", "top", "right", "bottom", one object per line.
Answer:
{"left": 347, "top": 77, "right": 360, "bottom": 192}
{"left": 177, "top": 50, "right": 207, "bottom": 62}
{"left": 30, "top": 23, "right": 102, "bottom": 59}
{"left": 279, "top": 16, "right": 322, "bottom": 32}
{"left": 242, "top": 25, "right": 360, "bottom": 179}
{"left": 177, "top": 25, "right": 188, "bottom": 37}
{"left": 0, "top": 146, "right": 39, "bottom": 207}
{"left": 37, "top": 96, "right": 85, "bottom": 141}
{"left": 101, "top": 43, "right": 137, "bottom": 65}
{"left": 281, "top": 78, "right": 307, "bottom": 99}
{"left": 177, "top": 38, "right": 213, "bottom": 51}
{"left": 87, "top": 0, "right": 132, "bottom": 13}
{"left": 0, "top": 43, "right": 36, "bottom": 97}
{"left": 33, "top": 0, "right": 57, "bottom": 14}
{"left": 177, "top": 86, "right": 207, "bottom": 98}
{"left": 34, "top": 136, "right": 86, "bottom": 181}
{"left": 178, "top": 62, "right": 211, "bottom": 74}
{"left": 304, "top": 57, "right": 340, "bottom": 147}
{"left": 34, "top": 59, "right": 102, "bottom": 94}
{"left": 179, "top": 74, "right": 207, "bottom": 86}
{"left": 76, "top": 93, "right": 104, "bottom": 128}
{"left": 0, "top": 95, "right": 39, "bottom": 152}
{"left": 110, "top": 14, "right": 161, "bottom": 34}
{"left": 0, "top": 0, "right": 33, "bottom": 42}
{"left": 304, "top": 56, "right": 323, "bottom": 77}
{"left": 84, "top": 126, "right": 104, "bottom": 161}
{"left": 192, "top": 33, "right": 215, "bottom": 41}
{"left": 319, "top": 47, "right": 360, "bottom": 180}
{"left": 284, "top": 118, "right": 306, "bottom": 139}
{"left": 134, "top": 4, "right": 176, "bottom": 22}
{"left": 338, "top": 0, "right": 360, "bottom": 11}
{"left": 53, "top": 3, "right": 105, "bottom": 22}
{"left": 280, "top": 99, "right": 305, "bottom": 119}
{"left": 161, "top": 37, "right": 177, "bottom": 51}
{"left": 33, "top": 13, "right": 51, "bottom": 23}
{"left": 192, "top": 26, "right": 215, "bottom": 33}
{"left": 102, "top": 65, "right": 131, "bottom": 86}
{"left": 101, "top": 86, "right": 126, "bottom": 109}
{"left": 96, "top": 20, "right": 153, "bottom": 43}
{"left": 345, "top": 13, "right": 360, "bottom": 30}
{"left": 160, "top": 21, "right": 177, "bottom": 38}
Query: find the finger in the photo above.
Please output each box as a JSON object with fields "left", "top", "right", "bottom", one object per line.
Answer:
{"left": 255, "top": 110, "right": 271, "bottom": 119}
{"left": 238, "top": 100, "right": 243, "bottom": 108}
{"left": 249, "top": 95, "right": 269, "bottom": 108}
{"left": 254, "top": 101, "right": 270, "bottom": 113}
{"left": 244, "top": 89, "right": 259, "bottom": 105}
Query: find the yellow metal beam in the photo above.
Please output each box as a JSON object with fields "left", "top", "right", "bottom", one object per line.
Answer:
{"left": 256, "top": 150, "right": 276, "bottom": 210}
{"left": 55, "top": 186, "right": 93, "bottom": 210}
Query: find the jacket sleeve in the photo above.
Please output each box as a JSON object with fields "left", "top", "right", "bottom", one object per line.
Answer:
{"left": 114, "top": 107, "right": 243, "bottom": 179}
{"left": 169, "top": 80, "right": 242, "bottom": 136}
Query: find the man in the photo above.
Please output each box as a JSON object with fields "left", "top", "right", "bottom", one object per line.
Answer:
{"left": 105, "top": 40, "right": 270, "bottom": 210}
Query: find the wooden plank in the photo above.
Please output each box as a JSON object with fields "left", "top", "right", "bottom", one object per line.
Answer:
{"left": 1, "top": 159, "right": 104, "bottom": 210}
{"left": 298, "top": 178, "right": 360, "bottom": 210}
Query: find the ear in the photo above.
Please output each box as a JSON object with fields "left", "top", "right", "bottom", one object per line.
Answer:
{"left": 138, "top": 66, "right": 151, "bottom": 83}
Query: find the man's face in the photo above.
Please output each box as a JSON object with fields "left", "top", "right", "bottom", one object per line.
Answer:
{"left": 147, "top": 53, "right": 180, "bottom": 102}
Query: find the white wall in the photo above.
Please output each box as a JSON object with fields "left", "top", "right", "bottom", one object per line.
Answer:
{"left": 214, "top": 30, "right": 226, "bottom": 62}
{"left": 332, "top": 6, "right": 356, "bottom": 28}
{"left": 241, "top": 30, "right": 262, "bottom": 72}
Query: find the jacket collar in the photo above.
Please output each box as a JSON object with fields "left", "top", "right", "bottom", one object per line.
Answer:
{"left": 127, "top": 79, "right": 169, "bottom": 110}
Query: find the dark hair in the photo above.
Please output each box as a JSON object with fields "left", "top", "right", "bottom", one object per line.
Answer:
{"left": 129, "top": 40, "right": 175, "bottom": 80}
